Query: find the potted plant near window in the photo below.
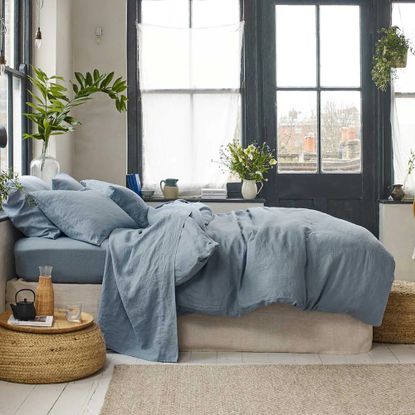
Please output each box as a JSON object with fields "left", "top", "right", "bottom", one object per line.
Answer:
{"left": 372, "top": 26, "right": 414, "bottom": 92}
{"left": 0, "top": 170, "right": 21, "bottom": 208}
{"left": 219, "top": 141, "right": 277, "bottom": 199}
{"left": 24, "top": 67, "right": 128, "bottom": 182}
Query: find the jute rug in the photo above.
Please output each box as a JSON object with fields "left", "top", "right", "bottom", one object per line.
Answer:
{"left": 100, "top": 364, "right": 415, "bottom": 415}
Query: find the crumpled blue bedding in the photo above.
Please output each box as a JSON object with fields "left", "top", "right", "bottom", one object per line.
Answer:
{"left": 98, "top": 201, "right": 395, "bottom": 362}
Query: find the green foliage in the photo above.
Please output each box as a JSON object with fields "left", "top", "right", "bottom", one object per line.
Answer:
{"left": 372, "top": 26, "right": 413, "bottom": 92}
{"left": 24, "top": 66, "right": 128, "bottom": 153}
{"left": 219, "top": 141, "right": 277, "bottom": 182}
{"left": 0, "top": 170, "right": 22, "bottom": 208}
{"left": 408, "top": 150, "right": 415, "bottom": 176}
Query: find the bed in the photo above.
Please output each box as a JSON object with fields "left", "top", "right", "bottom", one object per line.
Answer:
{"left": 1, "top": 174, "right": 394, "bottom": 362}
{"left": 7, "top": 235, "right": 373, "bottom": 355}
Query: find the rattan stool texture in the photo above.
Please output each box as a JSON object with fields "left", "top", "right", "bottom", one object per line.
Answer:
{"left": 374, "top": 280, "right": 415, "bottom": 344}
{"left": 0, "top": 322, "right": 106, "bottom": 384}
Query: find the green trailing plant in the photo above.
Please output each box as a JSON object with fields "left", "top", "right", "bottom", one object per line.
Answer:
{"left": 24, "top": 66, "right": 128, "bottom": 166}
{"left": 219, "top": 141, "right": 277, "bottom": 182}
{"left": 372, "top": 26, "right": 414, "bottom": 92}
{"left": 0, "top": 170, "right": 22, "bottom": 208}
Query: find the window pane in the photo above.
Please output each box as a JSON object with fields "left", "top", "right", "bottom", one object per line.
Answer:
{"left": 276, "top": 6, "right": 316, "bottom": 87}
{"left": 192, "top": 0, "right": 240, "bottom": 27}
{"left": 4, "top": 0, "right": 15, "bottom": 69}
{"left": 138, "top": 25, "right": 190, "bottom": 89}
{"left": 392, "top": 3, "right": 415, "bottom": 93}
{"left": 142, "top": 92, "right": 240, "bottom": 191}
{"left": 13, "top": 77, "right": 21, "bottom": 174}
{"left": 320, "top": 6, "right": 360, "bottom": 87}
{"left": 138, "top": 23, "right": 243, "bottom": 90}
{"left": 0, "top": 75, "right": 9, "bottom": 171}
{"left": 277, "top": 91, "right": 318, "bottom": 173}
{"left": 141, "top": 0, "right": 189, "bottom": 28}
{"left": 191, "top": 24, "right": 242, "bottom": 88}
{"left": 321, "top": 91, "right": 361, "bottom": 173}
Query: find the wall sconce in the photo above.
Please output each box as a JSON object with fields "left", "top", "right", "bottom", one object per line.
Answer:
{"left": 35, "top": 0, "right": 44, "bottom": 48}
{"left": 95, "top": 26, "right": 103, "bottom": 44}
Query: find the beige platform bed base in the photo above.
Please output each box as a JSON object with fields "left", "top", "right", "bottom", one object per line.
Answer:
{"left": 6, "top": 278, "right": 373, "bottom": 354}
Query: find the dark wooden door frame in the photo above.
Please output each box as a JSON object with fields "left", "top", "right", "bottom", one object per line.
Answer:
{"left": 250, "top": 0, "right": 392, "bottom": 236}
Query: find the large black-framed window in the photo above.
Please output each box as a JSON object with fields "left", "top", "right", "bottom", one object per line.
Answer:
{"left": 128, "top": 0, "right": 243, "bottom": 190}
{"left": 127, "top": 0, "right": 392, "bottom": 233}
{"left": 0, "top": 0, "right": 31, "bottom": 175}
{"left": 274, "top": 3, "right": 362, "bottom": 174}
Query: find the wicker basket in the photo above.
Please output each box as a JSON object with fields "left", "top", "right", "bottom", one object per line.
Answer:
{"left": 0, "top": 323, "right": 106, "bottom": 384}
{"left": 374, "top": 280, "right": 415, "bottom": 344}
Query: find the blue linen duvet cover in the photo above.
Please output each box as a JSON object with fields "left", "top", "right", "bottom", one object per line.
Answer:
{"left": 98, "top": 201, "right": 395, "bottom": 362}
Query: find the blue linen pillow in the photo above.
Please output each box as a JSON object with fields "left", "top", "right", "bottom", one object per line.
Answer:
{"left": 81, "top": 179, "right": 149, "bottom": 228}
{"left": 52, "top": 173, "right": 84, "bottom": 191}
{"left": 30, "top": 189, "right": 138, "bottom": 246}
{"left": 175, "top": 217, "right": 218, "bottom": 286}
{"left": 2, "top": 176, "right": 61, "bottom": 239}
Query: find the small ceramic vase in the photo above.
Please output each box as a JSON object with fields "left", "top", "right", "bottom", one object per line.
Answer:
{"left": 241, "top": 180, "right": 263, "bottom": 200}
{"left": 389, "top": 184, "right": 405, "bottom": 201}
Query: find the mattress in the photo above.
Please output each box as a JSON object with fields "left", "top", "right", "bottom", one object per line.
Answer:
{"left": 14, "top": 237, "right": 107, "bottom": 284}
{"left": 5, "top": 278, "right": 373, "bottom": 354}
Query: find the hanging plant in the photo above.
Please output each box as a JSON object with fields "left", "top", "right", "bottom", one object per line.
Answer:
{"left": 372, "top": 26, "right": 414, "bottom": 92}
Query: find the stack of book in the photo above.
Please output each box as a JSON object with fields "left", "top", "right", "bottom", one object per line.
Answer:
{"left": 201, "top": 188, "right": 227, "bottom": 200}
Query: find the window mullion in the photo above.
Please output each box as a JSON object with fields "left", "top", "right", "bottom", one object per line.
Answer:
{"left": 7, "top": 73, "right": 13, "bottom": 170}
{"left": 316, "top": 4, "right": 322, "bottom": 174}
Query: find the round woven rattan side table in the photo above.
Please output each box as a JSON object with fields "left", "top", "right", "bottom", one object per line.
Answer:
{"left": 374, "top": 280, "right": 415, "bottom": 344}
{"left": 0, "top": 310, "right": 106, "bottom": 384}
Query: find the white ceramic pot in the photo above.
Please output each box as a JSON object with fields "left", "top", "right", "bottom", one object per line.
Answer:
{"left": 241, "top": 180, "right": 263, "bottom": 200}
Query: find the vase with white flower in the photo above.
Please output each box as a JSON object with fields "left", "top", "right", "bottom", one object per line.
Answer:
{"left": 219, "top": 141, "right": 277, "bottom": 200}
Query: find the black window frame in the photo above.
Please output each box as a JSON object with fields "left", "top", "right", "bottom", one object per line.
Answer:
{"left": 0, "top": 0, "right": 32, "bottom": 174}
{"left": 127, "top": 0, "right": 244, "bottom": 179}
{"left": 127, "top": 0, "right": 392, "bottom": 203}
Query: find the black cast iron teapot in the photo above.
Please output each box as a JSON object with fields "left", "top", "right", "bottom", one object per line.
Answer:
{"left": 10, "top": 289, "right": 36, "bottom": 321}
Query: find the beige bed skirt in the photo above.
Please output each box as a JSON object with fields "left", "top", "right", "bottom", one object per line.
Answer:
{"left": 6, "top": 278, "right": 372, "bottom": 354}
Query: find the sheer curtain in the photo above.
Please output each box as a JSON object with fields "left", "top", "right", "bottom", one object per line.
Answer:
{"left": 138, "top": 22, "right": 244, "bottom": 195}
{"left": 392, "top": 3, "right": 415, "bottom": 197}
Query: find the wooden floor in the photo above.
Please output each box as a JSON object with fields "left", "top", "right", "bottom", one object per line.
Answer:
{"left": 1, "top": 343, "right": 415, "bottom": 415}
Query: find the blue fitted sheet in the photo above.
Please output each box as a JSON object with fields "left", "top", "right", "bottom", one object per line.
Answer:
{"left": 15, "top": 237, "right": 107, "bottom": 284}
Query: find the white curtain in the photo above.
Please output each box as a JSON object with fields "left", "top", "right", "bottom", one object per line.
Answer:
{"left": 392, "top": 92, "right": 415, "bottom": 197}
{"left": 137, "top": 23, "right": 244, "bottom": 195}
{"left": 392, "top": 3, "right": 415, "bottom": 197}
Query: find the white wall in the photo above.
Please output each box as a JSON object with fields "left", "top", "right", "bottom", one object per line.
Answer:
{"left": 32, "top": 0, "right": 127, "bottom": 184}
{"left": 71, "top": 0, "right": 127, "bottom": 185}
{"left": 380, "top": 204, "right": 415, "bottom": 282}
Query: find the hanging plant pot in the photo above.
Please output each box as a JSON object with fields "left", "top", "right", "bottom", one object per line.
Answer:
{"left": 372, "top": 26, "right": 414, "bottom": 91}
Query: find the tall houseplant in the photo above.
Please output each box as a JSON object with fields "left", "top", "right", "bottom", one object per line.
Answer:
{"left": 372, "top": 26, "right": 414, "bottom": 91}
{"left": 24, "top": 66, "right": 128, "bottom": 181}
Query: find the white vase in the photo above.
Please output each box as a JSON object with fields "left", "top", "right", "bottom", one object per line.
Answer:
{"left": 241, "top": 180, "right": 263, "bottom": 200}
{"left": 30, "top": 142, "right": 60, "bottom": 184}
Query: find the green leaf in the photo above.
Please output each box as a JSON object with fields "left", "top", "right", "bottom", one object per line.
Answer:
{"left": 74, "top": 72, "right": 86, "bottom": 87}
{"left": 101, "top": 72, "right": 114, "bottom": 88}
{"left": 85, "top": 72, "right": 93, "bottom": 85}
